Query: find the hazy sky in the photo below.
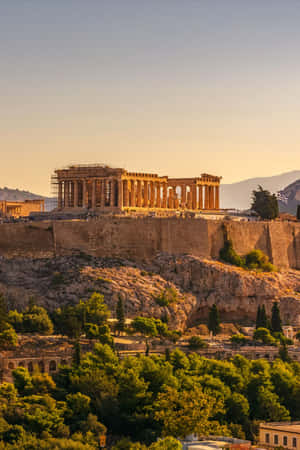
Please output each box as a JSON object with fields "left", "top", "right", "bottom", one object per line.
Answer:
{"left": 1, "top": 1, "right": 300, "bottom": 196}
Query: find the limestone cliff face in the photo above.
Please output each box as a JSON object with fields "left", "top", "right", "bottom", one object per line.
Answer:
{"left": 152, "top": 255, "right": 300, "bottom": 326}
{"left": 1, "top": 254, "right": 300, "bottom": 328}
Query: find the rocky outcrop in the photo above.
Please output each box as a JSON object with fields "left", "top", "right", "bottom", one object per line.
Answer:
{"left": 1, "top": 254, "right": 300, "bottom": 329}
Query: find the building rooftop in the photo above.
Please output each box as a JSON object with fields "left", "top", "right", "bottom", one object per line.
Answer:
{"left": 260, "top": 422, "right": 300, "bottom": 433}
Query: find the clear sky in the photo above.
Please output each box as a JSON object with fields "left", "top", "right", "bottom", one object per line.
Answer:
{"left": 1, "top": 1, "right": 300, "bottom": 196}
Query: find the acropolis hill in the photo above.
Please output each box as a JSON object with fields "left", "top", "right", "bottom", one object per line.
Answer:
{"left": 0, "top": 164, "right": 300, "bottom": 326}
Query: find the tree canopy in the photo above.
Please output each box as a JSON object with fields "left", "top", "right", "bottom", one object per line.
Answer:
{"left": 251, "top": 186, "right": 279, "bottom": 220}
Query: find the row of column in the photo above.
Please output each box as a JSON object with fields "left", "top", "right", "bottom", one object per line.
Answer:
{"left": 58, "top": 179, "right": 220, "bottom": 210}
{"left": 123, "top": 180, "right": 219, "bottom": 210}
{"left": 58, "top": 179, "right": 121, "bottom": 209}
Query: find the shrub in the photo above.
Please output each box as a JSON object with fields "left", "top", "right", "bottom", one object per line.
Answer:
{"left": 220, "top": 239, "right": 276, "bottom": 272}
{"left": 0, "top": 325, "right": 18, "bottom": 349}
{"left": 220, "top": 239, "right": 245, "bottom": 267}
{"left": 253, "top": 327, "right": 277, "bottom": 346}
{"left": 188, "top": 335, "right": 207, "bottom": 349}
{"left": 230, "top": 334, "right": 248, "bottom": 346}
{"left": 155, "top": 288, "right": 179, "bottom": 307}
{"left": 245, "top": 250, "right": 276, "bottom": 272}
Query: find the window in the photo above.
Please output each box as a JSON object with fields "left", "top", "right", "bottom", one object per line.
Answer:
{"left": 265, "top": 434, "right": 270, "bottom": 443}
{"left": 293, "top": 438, "right": 297, "bottom": 448}
{"left": 283, "top": 436, "right": 288, "bottom": 446}
{"left": 274, "top": 435, "right": 279, "bottom": 445}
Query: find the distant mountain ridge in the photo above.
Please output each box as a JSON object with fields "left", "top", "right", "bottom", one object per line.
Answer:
{"left": 221, "top": 170, "right": 300, "bottom": 210}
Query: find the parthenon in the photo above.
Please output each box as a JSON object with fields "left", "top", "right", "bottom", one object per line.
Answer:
{"left": 53, "top": 165, "right": 221, "bottom": 213}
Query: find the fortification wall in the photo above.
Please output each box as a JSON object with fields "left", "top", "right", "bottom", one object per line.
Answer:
{"left": 0, "top": 222, "right": 54, "bottom": 258}
{"left": 0, "top": 218, "right": 300, "bottom": 269}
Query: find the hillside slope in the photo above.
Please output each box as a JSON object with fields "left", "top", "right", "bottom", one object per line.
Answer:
{"left": 1, "top": 253, "right": 300, "bottom": 329}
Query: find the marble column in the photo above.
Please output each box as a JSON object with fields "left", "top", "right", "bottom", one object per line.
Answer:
{"left": 100, "top": 180, "right": 105, "bottom": 207}
{"left": 156, "top": 182, "right": 161, "bottom": 208}
{"left": 150, "top": 181, "right": 155, "bottom": 207}
{"left": 91, "top": 180, "right": 96, "bottom": 208}
{"left": 64, "top": 181, "right": 69, "bottom": 208}
{"left": 198, "top": 185, "right": 203, "bottom": 210}
{"left": 181, "top": 185, "right": 186, "bottom": 208}
{"left": 137, "top": 180, "right": 142, "bottom": 207}
{"left": 110, "top": 179, "right": 115, "bottom": 207}
{"left": 123, "top": 180, "right": 129, "bottom": 207}
{"left": 130, "top": 180, "right": 136, "bottom": 207}
{"left": 192, "top": 184, "right": 197, "bottom": 210}
{"left": 204, "top": 185, "right": 209, "bottom": 209}
{"left": 82, "top": 180, "right": 87, "bottom": 208}
{"left": 169, "top": 188, "right": 174, "bottom": 209}
{"left": 144, "top": 181, "right": 148, "bottom": 207}
{"left": 209, "top": 186, "right": 214, "bottom": 209}
{"left": 187, "top": 188, "right": 192, "bottom": 209}
{"left": 118, "top": 179, "right": 123, "bottom": 208}
{"left": 58, "top": 182, "right": 63, "bottom": 209}
{"left": 162, "top": 183, "right": 168, "bottom": 208}
{"left": 215, "top": 186, "right": 220, "bottom": 209}
{"left": 74, "top": 180, "right": 79, "bottom": 208}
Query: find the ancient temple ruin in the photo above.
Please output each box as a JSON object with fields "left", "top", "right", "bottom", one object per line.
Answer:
{"left": 52, "top": 164, "right": 221, "bottom": 213}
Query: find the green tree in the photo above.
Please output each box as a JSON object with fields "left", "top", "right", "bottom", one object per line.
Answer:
{"left": 153, "top": 385, "right": 228, "bottom": 438}
{"left": 22, "top": 304, "right": 53, "bottom": 334}
{"left": 225, "top": 393, "right": 250, "bottom": 425}
{"left": 208, "top": 304, "right": 221, "bottom": 336}
{"left": 271, "top": 302, "right": 282, "bottom": 333}
{"left": 230, "top": 334, "right": 248, "bottom": 346}
{"left": 297, "top": 205, "right": 300, "bottom": 220}
{"left": 132, "top": 317, "right": 158, "bottom": 355}
{"left": 256, "top": 305, "right": 268, "bottom": 329}
{"left": 251, "top": 186, "right": 279, "bottom": 220}
{"left": 116, "top": 297, "right": 125, "bottom": 334}
{"left": 0, "top": 325, "right": 18, "bottom": 349}
{"left": 77, "top": 293, "right": 110, "bottom": 327}
{"left": 149, "top": 437, "right": 182, "bottom": 449}
{"left": 188, "top": 335, "right": 207, "bottom": 349}
{"left": 253, "top": 328, "right": 277, "bottom": 345}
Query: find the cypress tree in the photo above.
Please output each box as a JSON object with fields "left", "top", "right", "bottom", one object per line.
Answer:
{"left": 116, "top": 297, "right": 125, "bottom": 334}
{"left": 271, "top": 302, "right": 282, "bottom": 333}
{"left": 208, "top": 304, "right": 221, "bottom": 336}
{"left": 297, "top": 205, "right": 300, "bottom": 221}
{"left": 260, "top": 305, "right": 268, "bottom": 329}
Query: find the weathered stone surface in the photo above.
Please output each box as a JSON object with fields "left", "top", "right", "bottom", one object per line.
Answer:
{"left": 1, "top": 253, "right": 300, "bottom": 328}
{"left": 0, "top": 218, "right": 300, "bottom": 269}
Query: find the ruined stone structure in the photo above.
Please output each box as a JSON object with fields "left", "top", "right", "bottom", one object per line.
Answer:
{"left": 0, "top": 199, "right": 45, "bottom": 218}
{"left": 53, "top": 165, "right": 221, "bottom": 212}
{"left": 0, "top": 336, "right": 93, "bottom": 382}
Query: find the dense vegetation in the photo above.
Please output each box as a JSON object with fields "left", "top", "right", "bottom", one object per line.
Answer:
{"left": 1, "top": 343, "right": 300, "bottom": 448}
{"left": 1, "top": 292, "right": 299, "bottom": 448}
{"left": 220, "top": 239, "right": 276, "bottom": 272}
